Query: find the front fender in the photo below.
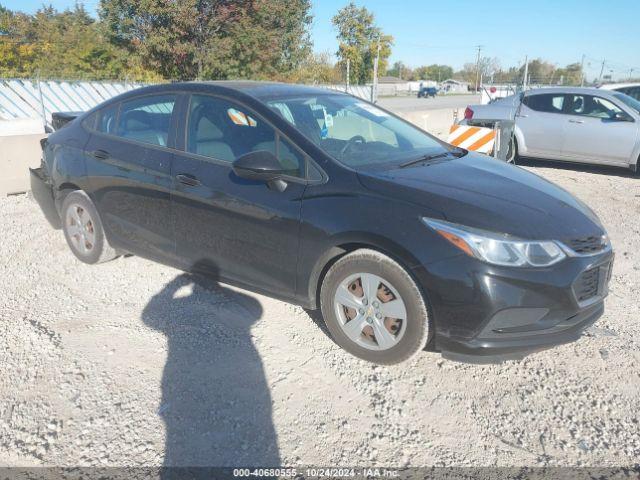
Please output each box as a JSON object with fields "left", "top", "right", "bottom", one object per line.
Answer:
{"left": 513, "top": 125, "right": 527, "bottom": 155}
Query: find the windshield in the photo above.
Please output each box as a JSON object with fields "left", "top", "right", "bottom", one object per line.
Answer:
{"left": 266, "top": 94, "right": 452, "bottom": 168}
{"left": 614, "top": 92, "right": 640, "bottom": 114}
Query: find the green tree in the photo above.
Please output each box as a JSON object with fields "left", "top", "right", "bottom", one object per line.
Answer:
{"left": 285, "top": 51, "right": 341, "bottom": 84}
{"left": 0, "top": 4, "right": 153, "bottom": 80}
{"left": 553, "top": 63, "right": 583, "bottom": 86}
{"left": 99, "top": 0, "right": 312, "bottom": 80}
{"left": 332, "top": 2, "right": 393, "bottom": 85}
{"left": 387, "top": 61, "right": 411, "bottom": 80}
{"left": 412, "top": 64, "right": 453, "bottom": 82}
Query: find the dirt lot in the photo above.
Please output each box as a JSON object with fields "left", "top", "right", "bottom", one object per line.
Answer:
{"left": 1, "top": 160, "right": 639, "bottom": 468}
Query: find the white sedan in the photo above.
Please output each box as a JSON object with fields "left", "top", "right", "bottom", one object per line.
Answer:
{"left": 463, "top": 87, "right": 640, "bottom": 172}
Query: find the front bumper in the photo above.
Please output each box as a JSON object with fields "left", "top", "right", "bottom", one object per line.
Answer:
{"left": 30, "top": 167, "right": 61, "bottom": 229}
{"left": 412, "top": 249, "right": 614, "bottom": 359}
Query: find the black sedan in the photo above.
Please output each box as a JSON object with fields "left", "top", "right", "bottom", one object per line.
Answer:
{"left": 30, "top": 81, "right": 613, "bottom": 365}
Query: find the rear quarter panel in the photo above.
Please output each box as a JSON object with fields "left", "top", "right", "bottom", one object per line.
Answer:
{"left": 46, "top": 121, "right": 92, "bottom": 196}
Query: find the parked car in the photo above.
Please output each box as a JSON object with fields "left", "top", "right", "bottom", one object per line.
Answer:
{"left": 600, "top": 82, "right": 640, "bottom": 101}
{"left": 462, "top": 87, "right": 640, "bottom": 170}
{"left": 417, "top": 86, "right": 438, "bottom": 98}
{"left": 31, "top": 82, "right": 613, "bottom": 365}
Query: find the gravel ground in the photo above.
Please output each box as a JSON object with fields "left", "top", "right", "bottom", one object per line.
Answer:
{"left": 0, "top": 160, "right": 639, "bottom": 469}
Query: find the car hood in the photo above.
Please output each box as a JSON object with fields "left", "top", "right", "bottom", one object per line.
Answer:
{"left": 357, "top": 153, "right": 605, "bottom": 241}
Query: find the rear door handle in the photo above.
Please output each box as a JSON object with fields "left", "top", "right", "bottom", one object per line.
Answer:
{"left": 568, "top": 119, "right": 585, "bottom": 124}
{"left": 176, "top": 174, "right": 201, "bottom": 187}
{"left": 91, "top": 149, "right": 110, "bottom": 159}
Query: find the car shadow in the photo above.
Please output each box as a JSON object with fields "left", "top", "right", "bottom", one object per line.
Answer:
{"left": 517, "top": 157, "right": 638, "bottom": 179}
{"left": 141, "top": 263, "right": 280, "bottom": 467}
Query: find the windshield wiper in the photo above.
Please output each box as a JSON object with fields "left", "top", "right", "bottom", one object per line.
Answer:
{"left": 399, "top": 148, "right": 466, "bottom": 169}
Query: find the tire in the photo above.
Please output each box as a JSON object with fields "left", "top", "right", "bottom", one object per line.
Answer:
{"left": 61, "top": 190, "right": 117, "bottom": 264}
{"left": 320, "top": 249, "right": 432, "bottom": 365}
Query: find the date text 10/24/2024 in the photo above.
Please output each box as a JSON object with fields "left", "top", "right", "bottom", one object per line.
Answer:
{"left": 233, "top": 468, "right": 401, "bottom": 478}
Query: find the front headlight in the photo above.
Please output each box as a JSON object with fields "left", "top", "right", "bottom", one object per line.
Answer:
{"left": 423, "top": 218, "right": 566, "bottom": 267}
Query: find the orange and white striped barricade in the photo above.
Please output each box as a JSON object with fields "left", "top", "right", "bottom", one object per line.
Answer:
{"left": 447, "top": 124, "right": 496, "bottom": 155}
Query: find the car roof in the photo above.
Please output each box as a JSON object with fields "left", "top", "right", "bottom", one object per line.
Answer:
{"left": 599, "top": 82, "right": 640, "bottom": 90}
{"left": 525, "top": 86, "right": 615, "bottom": 96}
{"left": 115, "top": 81, "right": 345, "bottom": 102}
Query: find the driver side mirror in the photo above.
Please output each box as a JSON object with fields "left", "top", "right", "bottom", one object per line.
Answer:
{"left": 232, "top": 150, "right": 289, "bottom": 192}
{"left": 233, "top": 150, "right": 286, "bottom": 182}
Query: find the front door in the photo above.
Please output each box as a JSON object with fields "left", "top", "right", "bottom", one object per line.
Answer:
{"left": 561, "top": 94, "right": 638, "bottom": 166}
{"left": 171, "top": 94, "right": 307, "bottom": 298}
{"left": 85, "top": 94, "right": 178, "bottom": 261}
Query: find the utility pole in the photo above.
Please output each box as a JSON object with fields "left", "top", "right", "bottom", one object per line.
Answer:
{"left": 346, "top": 58, "right": 350, "bottom": 92}
{"left": 598, "top": 59, "right": 606, "bottom": 83}
{"left": 373, "top": 37, "right": 381, "bottom": 102}
{"left": 580, "top": 54, "right": 586, "bottom": 87}
{"left": 522, "top": 55, "right": 529, "bottom": 90}
{"left": 474, "top": 45, "right": 483, "bottom": 92}
{"left": 629, "top": 68, "right": 635, "bottom": 81}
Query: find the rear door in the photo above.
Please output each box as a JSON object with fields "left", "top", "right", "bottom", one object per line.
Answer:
{"left": 562, "top": 94, "right": 637, "bottom": 165}
{"left": 517, "top": 93, "right": 567, "bottom": 158}
{"left": 84, "top": 94, "right": 178, "bottom": 261}
{"left": 170, "top": 93, "right": 309, "bottom": 297}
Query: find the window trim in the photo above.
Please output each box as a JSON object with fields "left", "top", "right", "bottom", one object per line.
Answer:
{"left": 181, "top": 92, "right": 326, "bottom": 184}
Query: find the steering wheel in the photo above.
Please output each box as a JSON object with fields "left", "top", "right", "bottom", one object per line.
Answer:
{"left": 340, "top": 135, "right": 367, "bottom": 156}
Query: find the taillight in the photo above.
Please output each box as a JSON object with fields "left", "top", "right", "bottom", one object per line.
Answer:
{"left": 464, "top": 107, "right": 474, "bottom": 120}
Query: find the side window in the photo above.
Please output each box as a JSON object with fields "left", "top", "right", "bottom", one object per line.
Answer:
{"left": 568, "top": 95, "right": 623, "bottom": 119}
{"left": 116, "top": 95, "right": 176, "bottom": 147}
{"left": 97, "top": 103, "right": 119, "bottom": 134}
{"left": 278, "top": 138, "right": 305, "bottom": 177}
{"left": 187, "top": 95, "right": 303, "bottom": 177}
{"left": 523, "top": 94, "right": 565, "bottom": 113}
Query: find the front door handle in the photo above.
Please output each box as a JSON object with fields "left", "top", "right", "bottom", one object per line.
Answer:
{"left": 176, "top": 174, "right": 201, "bottom": 187}
{"left": 91, "top": 149, "right": 110, "bottom": 159}
{"left": 568, "top": 119, "right": 585, "bottom": 124}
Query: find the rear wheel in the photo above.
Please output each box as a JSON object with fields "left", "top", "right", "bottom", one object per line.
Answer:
{"left": 320, "top": 249, "right": 432, "bottom": 365}
{"left": 61, "top": 191, "right": 117, "bottom": 264}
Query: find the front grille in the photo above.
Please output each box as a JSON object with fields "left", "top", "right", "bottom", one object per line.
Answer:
{"left": 566, "top": 235, "right": 607, "bottom": 255}
{"left": 574, "top": 267, "right": 600, "bottom": 302}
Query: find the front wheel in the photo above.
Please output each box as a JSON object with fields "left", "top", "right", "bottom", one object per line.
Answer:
{"left": 61, "top": 190, "right": 117, "bottom": 264}
{"left": 320, "top": 249, "right": 432, "bottom": 365}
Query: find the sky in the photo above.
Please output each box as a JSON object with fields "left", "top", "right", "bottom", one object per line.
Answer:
{"left": 3, "top": 0, "right": 640, "bottom": 81}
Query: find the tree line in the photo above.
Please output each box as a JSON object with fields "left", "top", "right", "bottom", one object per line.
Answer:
{"left": 0, "top": 1, "right": 588, "bottom": 87}
{"left": 0, "top": 1, "right": 394, "bottom": 84}
{"left": 387, "top": 58, "right": 586, "bottom": 86}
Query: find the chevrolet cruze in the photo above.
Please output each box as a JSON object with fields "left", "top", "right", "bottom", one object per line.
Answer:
{"left": 30, "top": 82, "right": 613, "bottom": 365}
